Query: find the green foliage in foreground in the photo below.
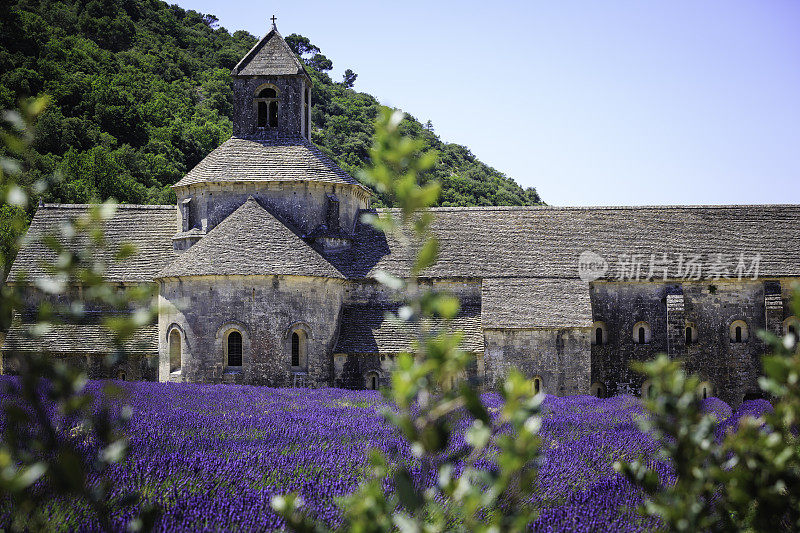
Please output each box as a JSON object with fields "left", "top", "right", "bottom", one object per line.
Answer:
{"left": 272, "top": 110, "right": 544, "bottom": 532}
{"left": 0, "top": 99, "right": 159, "bottom": 530}
{"left": 617, "top": 291, "right": 800, "bottom": 532}
{"left": 0, "top": 0, "right": 541, "bottom": 274}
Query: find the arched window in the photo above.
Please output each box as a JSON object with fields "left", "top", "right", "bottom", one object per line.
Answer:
{"left": 591, "top": 382, "right": 606, "bottom": 398}
{"left": 365, "top": 371, "right": 379, "bottom": 390}
{"left": 784, "top": 317, "right": 799, "bottom": 339}
{"left": 289, "top": 328, "right": 308, "bottom": 369}
{"left": 633, "top": 322, "right": 651, "bottom": 344}
{"left": 641, "top": 381, "right": 655, "bottom": 399}
{"left": 698, "top": 381, "right": 713, "bottom": 400}
{"left": 117, "top": 370, "right": 127, "bottom": 381}
{"left": 291, "top": 332, "right": 300, "bottom": 367}
{"left": 254, "top": 85, "right": 279, "bottom": 128}
{"left": 729, "top": 320, "right": 749, "bottom": 343}
{"left": 685, "top": 322, "right": 697, "bottom": 346}
{"left": 169, "top": 329, "right": 181, "bottom": 373}
{"left": 227, "top": 331, "right": 243, "bottom": 366}
{"left": 532, "top": 376, "right": 543, "bottom": 395}
{"left": 591, "top": 321, "right": 607, "bottom": 346}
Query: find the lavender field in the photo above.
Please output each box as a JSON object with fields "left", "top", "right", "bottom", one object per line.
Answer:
{"left": 12, "top": 382, "right": 773, "bottom": 532}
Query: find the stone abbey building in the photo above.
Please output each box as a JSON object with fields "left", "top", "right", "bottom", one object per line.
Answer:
{"left": 4, "top": 26, "right": 800, "bottom": 406}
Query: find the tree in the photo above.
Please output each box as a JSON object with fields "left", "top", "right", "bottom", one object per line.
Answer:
{"left": 342, "top": 68, "right": 357, "bottom": 88}
{"left": 308, "top": 53, "right": 333, "bottom": 72}
{"left": 284, "top": 33, "right": 320, "bottom": 58}
{"left": 202, "top": 14, "right": 219, "bottom": 28}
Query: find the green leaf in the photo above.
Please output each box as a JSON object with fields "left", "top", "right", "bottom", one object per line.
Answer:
{"left": 54, "top": 449, "right": 86, "bottom": 491}
{"left": 460, "top": 383, "right": 490, "bottom": 424}
{"left": 394, "top": 467, "right": 423, "bottom": 512}
{"left": 413, "top": 238, "right": 438, "bottom": 274}
{"left": 434, "top": 295, "right": 460, "bottom": 319}
{"left": 9, "top": 462, "right": 46, "bottom": 492}
{"left": 374, "top": 270, "right": 405, "bottom": 290}
{"left": 763, "top": 356, "right": 789, "bottom": 381}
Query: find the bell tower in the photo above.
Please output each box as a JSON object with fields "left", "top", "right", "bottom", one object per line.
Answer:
{"left": 230, "top": 17, "right": 312, "bottom": 139}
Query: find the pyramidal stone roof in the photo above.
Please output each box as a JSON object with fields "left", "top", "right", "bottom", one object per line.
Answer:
{"left": 173, "top": 135, "right": 365, "bottom": 189}
{"left": 231, "top": 26, "right": 310, "bottom": 79}
{"left": 156, "top": 197, "right": 344, "bottom": 279}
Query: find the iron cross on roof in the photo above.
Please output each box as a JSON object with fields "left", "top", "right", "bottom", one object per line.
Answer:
{"left": 270, "top": 15, "right": 277, "bottom": 29}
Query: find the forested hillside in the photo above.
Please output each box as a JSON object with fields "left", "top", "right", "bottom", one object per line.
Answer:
{"left": 0, "top": 0, "right": 542, "bottom": 252}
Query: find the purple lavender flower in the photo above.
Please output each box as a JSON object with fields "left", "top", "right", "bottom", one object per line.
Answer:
{"left": 0, "top": 379, "right": 771, "bottom": 531}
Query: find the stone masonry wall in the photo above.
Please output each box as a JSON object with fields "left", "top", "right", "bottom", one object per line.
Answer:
{"left": 331, "top": 279, "right": 483, "bottom": 389}
{"left": 176, "top": 181, "right": 368, "bottom": 238}
{"left": 231, "top": 76, "right": 307, "bottom": 137}
{"left": 483, "top": 328, "right": 591, "bottom": 395}
{"left": 3, "top": 285, "right": 158, "bottom": 381}
{"left": 3, "top": 352, "right": 154, "bottom": 381}
{"left": 590, "top": 280, "right": 784, "bottom": 406}
{"left": 158, "top": 275, "right": 346, "bottom": 387}
{"left": 590, "top": 282, "right": 668, "bottom": 397}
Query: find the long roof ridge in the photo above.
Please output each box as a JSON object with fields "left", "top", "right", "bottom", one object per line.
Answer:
{"left": 373, "top": 204, "right": 800, "bottom": 213}
{"left": 40, "top": 203, "right": 176, "bottom": 210}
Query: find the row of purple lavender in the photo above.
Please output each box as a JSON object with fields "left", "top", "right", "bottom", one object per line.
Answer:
{"left": 4, "top": 381, "right": 772, "bottom": 531}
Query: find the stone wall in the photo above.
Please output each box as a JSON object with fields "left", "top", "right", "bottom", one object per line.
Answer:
{"left": 333, "top": 278, "right": 484, "bottom": 388}
{"left": 332, "top": 351, "right": 485, "bottom": 390}
{"left": 781, "top": 279, "right": 800, "bottom": 332}
{"left": 158, "top": 275, "right": 346, "bottom": 387}
{"left": 3, "top": 352, "right": 155, "bottom": 381}
{"left": 333, "top": 353, "right": 396, "bottom": 389}
{"left": 483, "top": 328, "right": 591, "bottom": 394}
{"left": 231, "top": 76, "right": 308, "bottom": 138}
{"left": 175, "top": 181, "right": 368, "bottom": 238}
{"left": 589, "top": 280, "right": 794, "bottom": 406}
{"left": 590, "top": 282, "right": 669, "bottom": 397}
{"left": 2, "top": 285, "right": 158, "bottom": 382}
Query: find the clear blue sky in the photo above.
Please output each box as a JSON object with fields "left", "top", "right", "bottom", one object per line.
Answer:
{"left": 175, "top": 0, "right": 800, "bottom": 206}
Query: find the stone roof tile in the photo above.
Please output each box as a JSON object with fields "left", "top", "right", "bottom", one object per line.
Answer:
{"left": 231, "top": 28, "right": 309, "bottom": 79}
{"left": 482, "top": 278, "right": 592, "bottom": 329}
{"left": 333, "top": 205, "right": 800, "bottom": 281}
{"left": 3, "top": 318, "right": 158, "bottom": 355}
{"left": 334, "top": 303, "right": 484, "bottom": 354}
{"left": 7, "top": 204, "right": 177, "bottom": 284}
{"left": 156, "top": 197, "right": 345, "bottom": 279}
{"left": 174, "top": 136, "right": 363, "bottom": 189}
